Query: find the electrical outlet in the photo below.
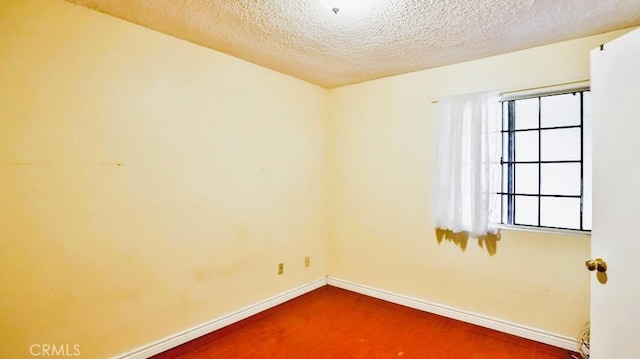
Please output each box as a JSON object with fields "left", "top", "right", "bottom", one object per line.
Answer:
{"left": 304, "top": 256, "right": 310, "bottom": 267}
{"left": 278, "top": 263, "right": 284, "bottom": 275}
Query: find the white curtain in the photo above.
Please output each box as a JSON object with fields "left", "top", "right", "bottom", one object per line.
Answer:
{"left": 433, "top": 92, "right": 500, "bottom": 237}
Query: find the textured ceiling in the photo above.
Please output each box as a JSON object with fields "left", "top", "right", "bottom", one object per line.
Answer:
{"left": 65, "top": 0, "right": 640, "bottom": 88}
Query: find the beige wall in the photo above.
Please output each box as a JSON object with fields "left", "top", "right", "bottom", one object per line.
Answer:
{"left": 0, "top": 1, "right": 327, "bottom": 358}
{"left": 327, "top": 28, "right": 631, "bottom": 339}
{"left": 1, "top": 0, "right": 633, "bottom": 357}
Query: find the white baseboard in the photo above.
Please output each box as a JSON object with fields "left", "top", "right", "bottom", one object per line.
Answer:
{"left": 327, "top": 277, "right": 577, "bottom": 352}
{"left": 114, "top": 276, "right": 575, "bottom": 358}
{"left": 114, "top": 277, "right": 327, "bottom": 359}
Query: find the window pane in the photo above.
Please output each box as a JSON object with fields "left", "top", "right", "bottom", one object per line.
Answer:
{"left": 515, "top": 164, "right": 538, "bottom": 194}
{"left": 514, "top": 195, "right": 538, "bottom": 226}
{"left": 502, "top": 102, "right": 509, "bottom": 131}
{"left": 515, "top": 98, "right": 538, "bottom": 130}
{"left": 540, "top": 128, "right": 581, "bottom": 161}
{"left": 540, "top": 197, "right": 580, "bottom": 229}
{"left": 502, "top": 164, "right": 510, "bottom": 193}
{"left": 583, "top": 197, "right": 592, "bottom": 231}
{"left": 515, "top": 131, "right": 539, "bottom": 162}
{"left": 541, "top": 93, "right": 581, "bottom": 128}
{"left": 502, "top": 133, "right": 509, "bottom": 162}
{"left": 583, "top": 91, "right": 591, "bottom": 125}
{"left": 541, "top": 163, "right": 580, "bottom": 196}
{"left": 502, "top": 194, "right": 509, "bottom": 223}
{"left": 583, "top": 91, "right": 592, "bottom": 231}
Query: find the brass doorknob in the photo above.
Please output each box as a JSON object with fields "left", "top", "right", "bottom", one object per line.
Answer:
{"left": 585, "top": 258, "right": 607, "bottom": 273}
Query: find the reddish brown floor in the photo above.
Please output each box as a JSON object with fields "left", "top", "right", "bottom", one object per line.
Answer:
{"left": 153, "top": 286, "right": 576, "bottom": 359}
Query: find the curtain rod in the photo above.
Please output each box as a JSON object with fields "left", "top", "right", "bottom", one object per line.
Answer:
{"left": 430, "top": 79, "right": 590, "bottom": 104}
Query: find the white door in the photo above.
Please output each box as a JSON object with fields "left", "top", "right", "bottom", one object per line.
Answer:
{"left": 590, "top": 28, "right": 640, "bottom": 359}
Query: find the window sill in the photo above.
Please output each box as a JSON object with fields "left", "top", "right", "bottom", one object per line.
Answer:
{"left": 493, "top": 223, "right": 591, "bottom": 237}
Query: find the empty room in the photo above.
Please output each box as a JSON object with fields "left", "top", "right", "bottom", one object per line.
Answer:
{"left": 2, "top": 0, "right": 639, "bottom": 358}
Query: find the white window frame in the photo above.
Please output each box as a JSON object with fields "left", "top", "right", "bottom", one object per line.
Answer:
{"left": 495, "top": 82, "right": 592, "bottom": 235}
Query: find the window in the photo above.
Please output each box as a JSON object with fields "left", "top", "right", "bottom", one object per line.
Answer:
{"left": 498, "top": 89, "right": 591, "bottom": 231}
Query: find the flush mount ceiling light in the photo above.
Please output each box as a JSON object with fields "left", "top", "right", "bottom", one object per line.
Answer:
{"left": 318, "top": 0, "right": 368, "bottom": 14}
{"left": 318, "top": 0, "right": 340, "bottom": 14}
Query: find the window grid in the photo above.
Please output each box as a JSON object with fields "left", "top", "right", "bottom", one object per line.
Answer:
{"left": 498, "top": 90, "right": 589, "bottom": 231}
{"left": 537, "top": 96, "right": 541, "bottom": 227}
{"left": 579, "top": 93, "right": 584, "bottom": 231}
